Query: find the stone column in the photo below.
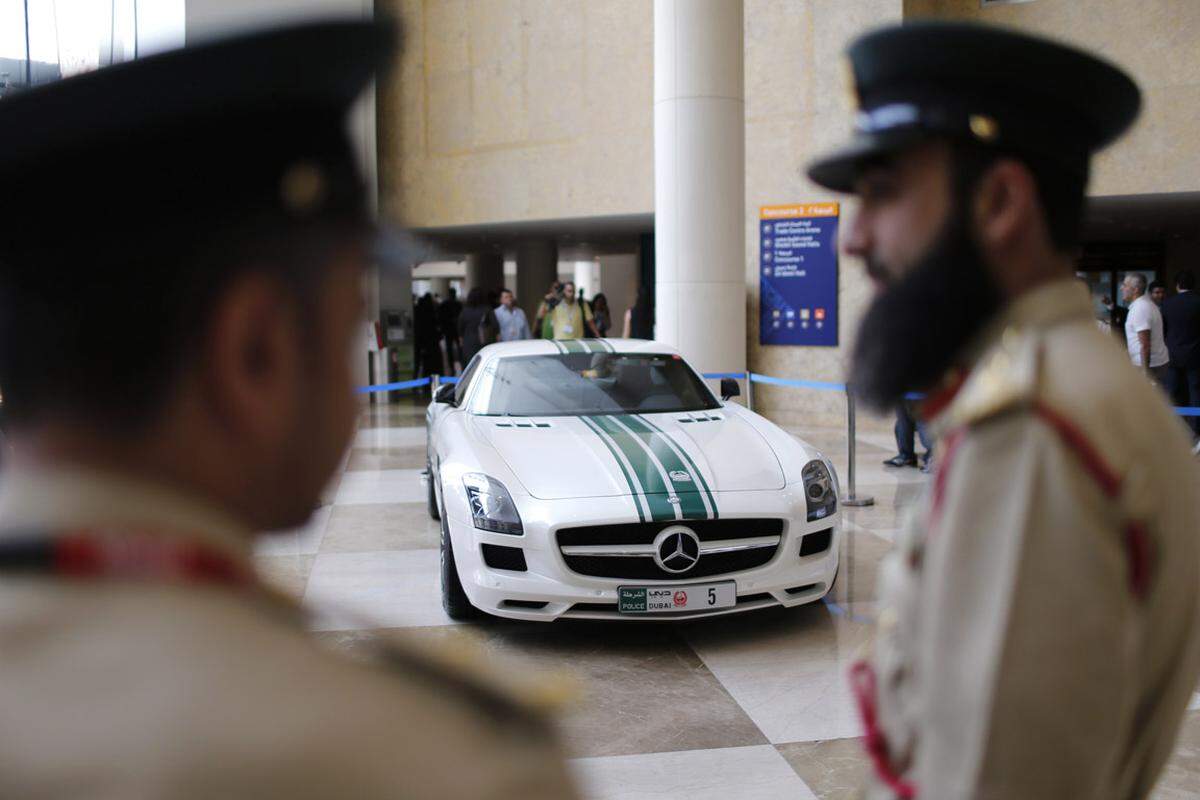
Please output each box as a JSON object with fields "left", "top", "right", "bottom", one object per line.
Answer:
{"left": 464, "top": 252, "right": 504, "bottom": 297}
{"left": 516, "top": 239, "right": 559, "bottom": 330}
{"left": 653, "top": 0, "right": 746, "bottom": 374}
{"left": 573, "top": 260, "right": 601, "bottom": 305}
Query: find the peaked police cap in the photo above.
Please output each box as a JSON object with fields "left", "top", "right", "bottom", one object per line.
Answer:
{"left": 807, "top": 21, "right": 1141, "bottom": 192}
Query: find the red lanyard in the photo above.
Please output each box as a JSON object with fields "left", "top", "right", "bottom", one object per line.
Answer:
{"left": 0, "top": 529, "right": 256, "bottom": 589}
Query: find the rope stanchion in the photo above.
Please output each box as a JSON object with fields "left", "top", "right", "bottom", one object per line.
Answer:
{"left": 842, "top": 385, "right": 875, "bottom": 507}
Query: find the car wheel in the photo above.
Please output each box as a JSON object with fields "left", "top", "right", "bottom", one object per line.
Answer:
{"left": 440, "top": 506, "right": 477, "bottom": 620}
{"left": 426, "top": 462, "right": 440, "bottom": 521}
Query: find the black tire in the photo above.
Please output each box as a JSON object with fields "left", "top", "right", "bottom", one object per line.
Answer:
{"left": 440, "top": 508, "right": 477, "bottom": 620}
{"left": 426, "top": 463, "right": 440, "bottom": 521}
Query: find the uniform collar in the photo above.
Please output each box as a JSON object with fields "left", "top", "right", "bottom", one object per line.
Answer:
{"left": 923, "top": 278, "right": 1092, "bottom": 427}
{"left": 0, "top": 465, "right": 254, "bottom": 563}
{"left": 981, "top": 277, "right": 1094, "bottom": 344}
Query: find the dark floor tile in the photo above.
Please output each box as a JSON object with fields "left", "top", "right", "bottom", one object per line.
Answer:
{"left": 776, "top": 737, "right": 869, "bottom": 800}
{"left": 321, "top": 621, "right": 770, "bottom": 759}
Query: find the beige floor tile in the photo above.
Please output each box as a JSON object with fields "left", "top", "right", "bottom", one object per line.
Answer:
{"left": 255, "top": 554, "right": 316, "bottom": 598}
{"left": 333, "top": 468, "right": 427, "bottom": 505}
{"left": 776, "top": 738, "right": 870, "bottom": 800}
{"left": 304, "top": 549, "right": 457, "bottom": 630}
{"left": 684, "top": 603, "right": 874, "bottom": 744}
{"left": 571, "top": 745, "right": 817, "bottom": 800}
{"left": 829, "top": 526, "right": 890, "bottom": 610}
{"left": 353, "top": 426, "right": 426, "bottom": 449}
{"left": 1153, "top": 711, "right": 1200, "bottom": 799}
{"left": 320, "top": 502, "right": 439, "bottom": 552}
{"left": 345, "top": 447, "right": 427, "bottom": 471}
{"left": 839, "top": 481, "right": 924, "bottom": 540}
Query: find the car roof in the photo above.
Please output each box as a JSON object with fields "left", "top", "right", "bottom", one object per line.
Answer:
{"left": 478, "top": 339, "right": 682, "bottom": 360}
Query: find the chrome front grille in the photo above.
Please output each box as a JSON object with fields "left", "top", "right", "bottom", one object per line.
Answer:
{"left": 556, "top": 519, "right": 783, "bottom": 580}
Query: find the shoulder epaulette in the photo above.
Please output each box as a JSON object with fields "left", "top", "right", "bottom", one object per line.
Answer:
{"left": 941, "top": 327, "right": 1041, "bottom": 429}
{"left": 346, "top": 632, "right": 578, "bottom": 732}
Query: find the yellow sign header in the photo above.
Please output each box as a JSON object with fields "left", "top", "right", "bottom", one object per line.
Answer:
{"left": 760, "top": 203, "right": 839, "bottom": 219}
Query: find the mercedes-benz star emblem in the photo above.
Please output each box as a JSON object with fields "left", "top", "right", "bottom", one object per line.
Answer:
{"left": 653, "top": 526, "right": 701, "bottom": 574}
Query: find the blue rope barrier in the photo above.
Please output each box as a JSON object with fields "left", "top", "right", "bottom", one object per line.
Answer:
{"left": 356, "top": 377, "right": 432, "bottom": 394}
{"left": 749, "top": 373, "right": 847, "bottom": 392}
{"left": 738, "top": 371, "right": 1200, "bottom": 418}
{"left": 352, "top": 366, "right": 1200, "bottom": 418}
{"left": 821, "top": 596, "right": 875, "bottom": 625}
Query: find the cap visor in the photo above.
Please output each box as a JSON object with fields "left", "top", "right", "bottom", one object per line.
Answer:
{"left": 806, "top": 129, "right": 927, "bottom": 192}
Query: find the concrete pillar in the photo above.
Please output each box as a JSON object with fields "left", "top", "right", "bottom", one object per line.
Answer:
{"left": 653, "top": 0, "right": 746, "bottom": 374}
{"left": 516, "top": 239, "right": 559, "bottom": 327}
{"left": 464, "top": 252, "right": 504, "bottom": 298}
{"left": 574, "top": 260, "right": 601, "bottom": 305}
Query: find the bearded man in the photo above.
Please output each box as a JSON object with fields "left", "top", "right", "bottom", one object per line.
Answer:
{"left": 808, "top": 22, "right": 1200, "bottom": 799}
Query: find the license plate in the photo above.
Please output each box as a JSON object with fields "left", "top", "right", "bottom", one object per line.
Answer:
{"left": 617, "top": 581, "right": 736, "bottom": 614}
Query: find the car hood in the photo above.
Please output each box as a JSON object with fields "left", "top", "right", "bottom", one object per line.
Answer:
{"left": 475, "top": 410, "right": 787, "bottom": 502}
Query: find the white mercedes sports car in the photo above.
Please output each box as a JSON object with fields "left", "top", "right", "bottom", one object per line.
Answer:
{"left": 425, "top": 339, "right": 840, "bottom": 621}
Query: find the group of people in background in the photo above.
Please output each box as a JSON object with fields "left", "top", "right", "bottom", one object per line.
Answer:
{"left": 1116, "top": 270, "right": 1200, "bottom": 441}
{"left": 882, "top": 268, "right": 1200, "bottom": 471}
{"left": 412, "top": 280, "right": 617, "bottom": 378}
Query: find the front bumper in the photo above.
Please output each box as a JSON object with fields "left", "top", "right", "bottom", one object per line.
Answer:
{"left": 442, "top": 487, "right": 839, "bottom": 622}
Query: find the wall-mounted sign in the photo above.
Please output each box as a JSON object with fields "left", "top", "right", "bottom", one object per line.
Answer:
{"left": 759, "top": 203, "right": 839, "bottom": 347}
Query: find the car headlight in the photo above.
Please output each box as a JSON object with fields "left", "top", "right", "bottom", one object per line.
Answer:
{"left": 802, "top": 459, "right": 837, "bottom": 522}
{"left": 463, "top": 473, "right": 523, "bottom": 535}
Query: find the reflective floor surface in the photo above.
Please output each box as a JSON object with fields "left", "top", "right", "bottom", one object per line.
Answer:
{"left": 254, "top": 398, "right": 1200, "bottom": 799}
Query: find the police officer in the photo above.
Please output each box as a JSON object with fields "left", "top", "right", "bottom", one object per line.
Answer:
{"left": 0, "top": 21, "right": 577, "bottom": 799}
{"left": 808, "top": 22, "right": 1200, "bottom": 799}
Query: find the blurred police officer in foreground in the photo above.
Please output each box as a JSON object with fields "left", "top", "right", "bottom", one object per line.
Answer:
{"left": 0, "top": 21, "right": 577, "bottom": 799}
{"left": 809, "top": 22, "right": 1200, "bottom": 799}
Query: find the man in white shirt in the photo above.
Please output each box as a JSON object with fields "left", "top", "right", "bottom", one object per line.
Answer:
{"left": 494, "top": 288, "right": 531, "bottom": 341}
{"left": 1122, "top": 272, "right": 1170, "bottom": 383}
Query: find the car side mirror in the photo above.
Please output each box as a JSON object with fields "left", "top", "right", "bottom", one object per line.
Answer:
{"left": 435, "top": 383, "right": 457, "bottom": 405}
{"left": 720, "top": 378, "right": 741, "bottom": 402}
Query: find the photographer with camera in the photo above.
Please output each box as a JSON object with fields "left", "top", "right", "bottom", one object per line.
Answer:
{"left": 534, "top": 281, "right": 561, "bottom": 339}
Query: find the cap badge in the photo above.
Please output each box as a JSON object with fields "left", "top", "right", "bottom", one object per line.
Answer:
{"left": 969, "top": 114, "right": 1000, "bottom": 143}
{"left": 281, "top": 161, "right": 328, "bottom": 215}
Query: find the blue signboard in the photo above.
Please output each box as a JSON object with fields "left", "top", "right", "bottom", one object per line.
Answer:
{"left": 759, "top": 203, "right": 839, "bottom": 346}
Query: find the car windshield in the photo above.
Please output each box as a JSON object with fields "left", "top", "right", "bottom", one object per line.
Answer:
{"left": 467, "top": 352, "right": 721, "bottom": 416}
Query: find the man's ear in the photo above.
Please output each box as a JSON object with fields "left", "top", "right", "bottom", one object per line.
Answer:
{"left": 972, "top": 159, "right": 1041, "bottom": 253}
{"left": 201, "top": 272, "right": 302, "bottom": 443}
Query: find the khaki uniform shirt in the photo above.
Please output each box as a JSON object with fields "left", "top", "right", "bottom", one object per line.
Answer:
{"left": 0, "top": 468, "right": 579, "bottom": 799}
{"left": 866, "top": 279, "right": 1200, "bottom": 799}
{"left": 548, "top": 301, "right": 593, "bottom": 340}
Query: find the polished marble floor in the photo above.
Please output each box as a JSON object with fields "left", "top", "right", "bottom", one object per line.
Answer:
{"left": 255, "top": 396, "right": 1200, "bottom": 799}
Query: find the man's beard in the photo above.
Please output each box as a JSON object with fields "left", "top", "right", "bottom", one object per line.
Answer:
{"left": 848, "top": 209, "right": 1003, "bottom": 413}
